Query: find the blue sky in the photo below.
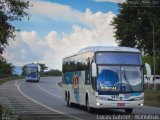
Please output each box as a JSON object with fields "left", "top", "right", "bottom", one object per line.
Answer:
{"left": 5, "top": 0, "right": 122, "bottom": 73}
{"left": 12, "top": 0, "right": 119, "bottom": 37}
{"left": 45, "top": 0, "right": 119, "bottom": 13}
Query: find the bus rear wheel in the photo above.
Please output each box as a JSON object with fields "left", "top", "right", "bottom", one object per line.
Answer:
{"left": 125, "top": 108, "right": 133, "bottom": 114}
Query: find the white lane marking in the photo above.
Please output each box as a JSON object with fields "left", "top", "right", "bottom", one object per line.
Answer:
{"left": 15, "top": 80, "right": 84, "bottom": 120}
{"left": 38, "top": 84, "right": 62, "bottom": 98}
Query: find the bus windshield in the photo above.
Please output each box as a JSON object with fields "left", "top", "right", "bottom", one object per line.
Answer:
{"left": 97, "top": 66, "right": 143, "bottom": 92}
{"left": 96, "top": 52, "right": 143, "bottom": 92}
{"left": 26, "top": 67, "right": 37, "bottom": 77}
{"left": 96, "top": 52, "right": 142, "bottom": 65}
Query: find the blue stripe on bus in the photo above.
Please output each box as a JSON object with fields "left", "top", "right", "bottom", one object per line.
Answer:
{"left": 98, "top": 91, "right": 142, "bottom": 96}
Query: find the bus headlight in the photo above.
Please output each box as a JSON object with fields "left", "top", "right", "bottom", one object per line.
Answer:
{"left": 96, "top": 102, "right": 100, "bottom": 106}
{"left": 139, "top": 103, "right": 143, "bottom": 106}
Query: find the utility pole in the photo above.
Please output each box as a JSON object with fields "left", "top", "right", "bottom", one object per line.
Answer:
{"left": 152, "top": 24, "right": 156, "bottom": 90}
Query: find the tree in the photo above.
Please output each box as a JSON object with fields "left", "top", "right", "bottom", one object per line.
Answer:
{"left": 112, "top": 0, "right": 160, "bottom": 75}
{"left": 37, "top": 63, "right": 48, "bottom": 74}
{"left": 0, "top": 57, "right": 14, "bottom": 78}
{"left": 21, "top": 65, "right": 26, "bottom": 76}
{"left": 112, "top": 0, "right": 160, "bottom": 55}
{"left": 0, "top": 0, "right": 30, "bottom": 55}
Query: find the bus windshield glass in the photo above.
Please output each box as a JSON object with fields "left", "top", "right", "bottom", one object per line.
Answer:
{"left": 26, "top": 67, "right": 37, "bottom": 76}
{"left": 96, "top": 52, "right": 142, "bottom": 65}
{"left": 97, "top": 66, "right": 143, "bottom": 92}
{"left": 96, "top": 52, "right": 143, "bottom": 92}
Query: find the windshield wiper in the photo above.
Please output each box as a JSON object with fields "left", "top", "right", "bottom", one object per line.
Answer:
{"left": 123, "top": 70, "right": 133, "bottom": 92}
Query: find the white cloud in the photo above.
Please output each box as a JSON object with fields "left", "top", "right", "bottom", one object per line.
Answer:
{"left": 29, "top": 0, "right": 87, "bottom": 24}
{"left": 4, "top": 2, "right": 117, "bottom": 70}
{"left": 94, "top": 0, "right": 126, "bottom": 3}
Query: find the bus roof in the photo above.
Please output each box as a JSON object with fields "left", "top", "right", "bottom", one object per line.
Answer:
{"left": 63, "top": 46, "right": 141, "bottom": 59}
{"left": 79, "top": 46, "right": 140, "bottom": 53}
{"left": 26, "top": 63, "right": 38, "bottom": 68}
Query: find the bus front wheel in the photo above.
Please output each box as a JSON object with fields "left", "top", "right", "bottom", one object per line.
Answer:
{"left": 86, "top": 97, "right": 93, "bottom": 113}
{"left": 125, "top": 108, "right": 133, "bottom": 114}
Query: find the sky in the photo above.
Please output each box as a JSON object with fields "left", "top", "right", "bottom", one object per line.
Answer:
{"left": 3, "top": 0, "right": 125, "bottom": 71}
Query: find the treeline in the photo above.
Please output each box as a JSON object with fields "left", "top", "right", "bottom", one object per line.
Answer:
{"left": 0, "top": 57, "right": 14, "bottom": 78}
{"left": 43, "top": 69, "right": 62, "bottom": 76}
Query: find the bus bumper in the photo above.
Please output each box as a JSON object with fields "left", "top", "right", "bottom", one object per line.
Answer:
{"left": 92, "top": 100, "right": 144, "bottom": 109}
{"left": 26, "top": 77, "right": 39, "bottom": 81}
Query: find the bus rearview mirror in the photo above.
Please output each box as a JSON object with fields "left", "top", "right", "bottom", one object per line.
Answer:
{"left": 92, "top": 62, "right": 97, "bottom": 77}
{"left": 145, "top": 63, "right": 151, "bottom": 78}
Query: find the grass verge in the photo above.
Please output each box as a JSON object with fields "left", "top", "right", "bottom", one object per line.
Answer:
{"left": 0, "top": 76, "right": 24, "bottom": 85}
{"left": 144, "top": 89, "right": 160, "bottom": 107}
{"left": 0, "top": 105, "right": 21, "bottom": 120}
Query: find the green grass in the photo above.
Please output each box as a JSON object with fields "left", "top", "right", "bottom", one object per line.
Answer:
{"left": 0, "top": 105, "right": 21, "bottom": 120}
{"left": 0, "top": 76, "right": 24, "bottom": 85}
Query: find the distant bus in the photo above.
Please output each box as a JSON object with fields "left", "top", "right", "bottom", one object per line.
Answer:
{"left": 26, "top": 63, "right": 40, "bottom": 82}
{"left": 62, "top": 46, "right": 145, "bottom": 114}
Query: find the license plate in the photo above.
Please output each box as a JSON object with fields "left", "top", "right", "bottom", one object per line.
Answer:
{"left": 117, "top": 103, "right": 125, "bottom": 106}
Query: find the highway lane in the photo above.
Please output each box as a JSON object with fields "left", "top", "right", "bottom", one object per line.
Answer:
{"left": 0, "top": 79, "right": 74, "bottom": 120}
{"left": 17, "top": 77, "right": 160, "bottom": 120}
{"left": 17, "top": 77, "right": 96, "bottom": 120}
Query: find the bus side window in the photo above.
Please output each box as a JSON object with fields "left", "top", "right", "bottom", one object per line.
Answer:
{"left": 91, "top": 75, "right": 96, "bottom": 90}
{"left": 85, "top": 56, "right": 90, "bottom": 85}
{"left": 90, "top": 61, "right": 96, "bottom": 90}
{"left": 85, "top": 70, "right": 90, "bottom": 84}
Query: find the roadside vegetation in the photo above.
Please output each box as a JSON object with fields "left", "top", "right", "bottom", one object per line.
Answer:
{"left": 112, "top": 0, "right": 160, "bottom": 74}
{"left": 144, "top": 89, "right": 160, "bottom": 107}
{"left": 0, "top": 105, "right": 21, "bottom": 120}
{"left": 43, "top": 69, "right": 62, "bottom": 76}
{"left": 0, "top": 76, "right": 24, "bottom": 85}
{"left": 144, "top": 84, "right": 160, "bottom": 107}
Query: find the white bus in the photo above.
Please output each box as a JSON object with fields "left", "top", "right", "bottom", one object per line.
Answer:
{"left": 62, "top": 46, "right": 145, "bottom": 114}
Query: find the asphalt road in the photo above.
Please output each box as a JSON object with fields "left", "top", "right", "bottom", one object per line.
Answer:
{"left": 1, "top": 77, "right": 160, "bottom": 120}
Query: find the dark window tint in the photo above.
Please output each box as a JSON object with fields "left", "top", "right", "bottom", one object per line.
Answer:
{"left": 96, "top": 52, "right": 142, "bottom": 65}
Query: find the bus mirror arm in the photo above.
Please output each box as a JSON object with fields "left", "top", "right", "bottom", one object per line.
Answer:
{"left": 142, "top": 64, "right": 145, "bottom": 68}
{"left": 92, "top": 62, "right": 97, "bottom": 77}
{"left": 140, "top": 64, "right": 145, "bottom": 70}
